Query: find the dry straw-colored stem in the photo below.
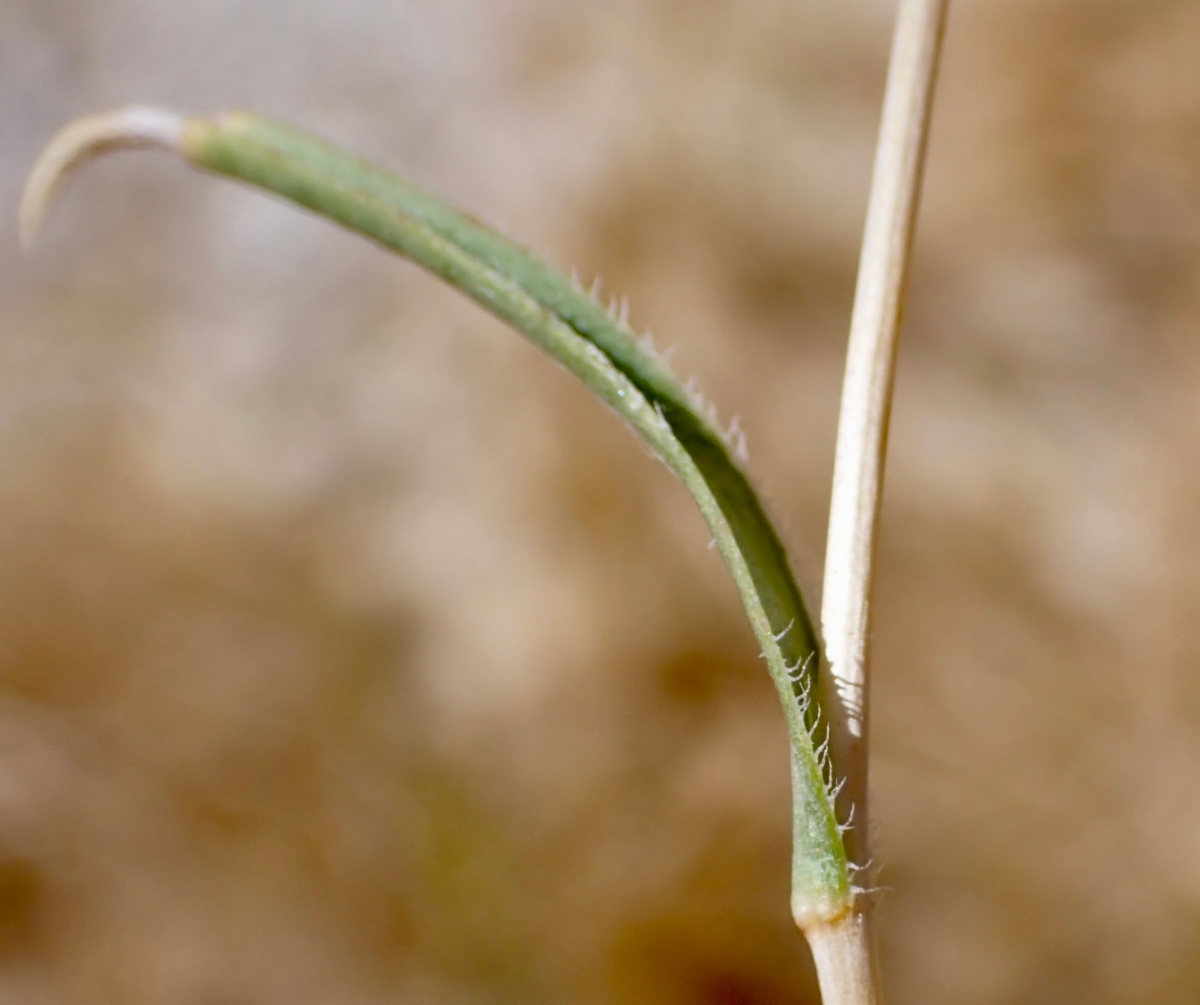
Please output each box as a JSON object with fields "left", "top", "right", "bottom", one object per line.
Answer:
{"left": 808, "top": 911, "right": 882, "bottom": 1005}
{"left": 810, "top": 0, "right": 948, "bottom": 1000}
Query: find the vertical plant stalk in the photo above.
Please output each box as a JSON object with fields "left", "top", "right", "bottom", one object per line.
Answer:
{"left": 809, "top": 0, "right": 948, "bottom": 1001}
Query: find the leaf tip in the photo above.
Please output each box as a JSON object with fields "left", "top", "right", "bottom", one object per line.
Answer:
{"left": 19, "top": 106, "right": 187, "bottom": 254}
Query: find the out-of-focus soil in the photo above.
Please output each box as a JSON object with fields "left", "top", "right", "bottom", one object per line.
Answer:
{"left": 3, "top": 1, "right": 1199, "bottom": 1002}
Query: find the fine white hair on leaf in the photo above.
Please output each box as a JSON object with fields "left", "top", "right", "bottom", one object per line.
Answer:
{"left": 792, "top": 678, "right": 813, "bottom": 712}
{"left": 846, "top": 856, "right": 873, "bottom": 877}
{"left": 813, "top": 719, "right": 831, "bottom": 754}
{"left": 588, "top": 275, "right": 602, "bottom": 301}
{"left": 786, "top": 652, "right": 815, "bottom": 683}
{"left": 772, "top": 619, "right": 795, "bottom": 643}
{"left": 848, "top": 860, "right": 888, "bottom": 900}
{"left": 725, "top": 415, "right": 750, "bottom": 463}
{"left": 19, "top": 105, "right": 185, "bottom": 253}
{"left": 798, "top": 694, "right": 813, "bottom": 720}
{"left": 835, "top": 802, "right": 856, "bottom": 837}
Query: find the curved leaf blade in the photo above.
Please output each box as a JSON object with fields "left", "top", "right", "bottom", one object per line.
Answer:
{"left": 23, "top": 109, "right": 851, "bottom": 923}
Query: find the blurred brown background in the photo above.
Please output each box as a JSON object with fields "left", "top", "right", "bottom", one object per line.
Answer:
{"left": 3, "top": 1, "right": 1199, "bottom": 1002}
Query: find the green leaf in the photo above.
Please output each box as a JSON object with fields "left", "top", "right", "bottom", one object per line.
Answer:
{"left": 27, "top": 109, "right": 852, "bottom": 922}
